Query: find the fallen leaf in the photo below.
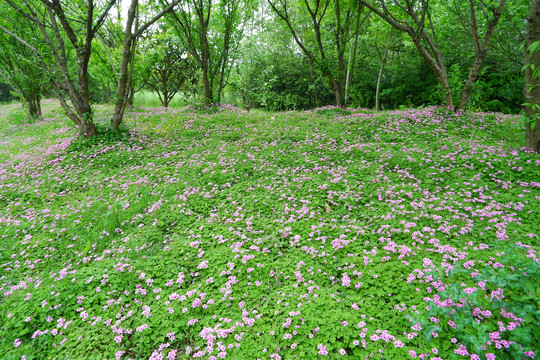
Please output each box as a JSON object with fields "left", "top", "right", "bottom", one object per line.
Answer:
{"left": 325, "top": 202, "right": 331, "bottom": 213}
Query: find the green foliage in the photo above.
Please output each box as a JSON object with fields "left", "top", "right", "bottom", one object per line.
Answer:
{"left": 65, "top": 125, "right": 131, "bottom": 153}
{"left": 316, "top": 106, "right": 353, "bottom": 117}
{"left": 231, "top": 51, "right": 333, "bottom": 111}
{"left": 5, "top": 106, "right": 33, "bottom": 125}
{"left": 133, "top": 91, "right": 189, "bottom": 109}
{"left": 410, "top": 244, "right": 540, "bottom": 359}
{"left": 0, "top": 82, "right": 14, "bottom": 103}
{"left": 522, "top": 40, "right": 540, "bottom": 131}
{"left": 139, "top": 34, "right": 198, "bottom": 108}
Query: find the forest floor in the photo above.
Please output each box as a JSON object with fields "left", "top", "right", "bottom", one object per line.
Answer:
{"left": 0, "top": 101, "right": 539, "bottom": 360}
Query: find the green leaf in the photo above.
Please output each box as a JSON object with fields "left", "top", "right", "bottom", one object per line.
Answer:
{"left": 528, "top": 41, "right": 540, "bottom": 55}
{"left": 423, "top": 329, "right": 433, "bottom": 343}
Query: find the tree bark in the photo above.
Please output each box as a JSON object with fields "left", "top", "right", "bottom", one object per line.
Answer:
{"left": 28, "top": 94, "right": 42, "bottom": 118}
{"left": 524, "top": 0, "right": 540, "bottom": 152}
{"left": 202, "top": 64, "right": 212, "bottom": 104}
{"left": 111, "top": 0, "right": 138, "bottom": 131}
{"left": 330, "top": 79, "right": 343, "bottom": 107}
{"left": 200, "top": 3, "right": 213, "bottom": 105}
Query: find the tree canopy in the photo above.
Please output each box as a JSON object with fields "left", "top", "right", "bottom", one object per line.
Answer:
{"left": 0, "top": 0, "right": 537, "bottom": 149}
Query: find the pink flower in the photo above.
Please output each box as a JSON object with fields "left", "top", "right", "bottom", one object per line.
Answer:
{"left": 167, "top": 350, "right": 177, "bottom": 360}
{"left": 339, "top": 348, "right": 346, "bottom": 355}
{"left": 136, "top": 323, "right": 148, "bottom": 332}
{"left": 142, "top": 305, "right": 151, "bottom": 317}
{"left": 317, "top": 344, "right": 328, "bottom": 355}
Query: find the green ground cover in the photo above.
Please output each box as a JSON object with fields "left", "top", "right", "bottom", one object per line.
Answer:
{"left": 0, "top": 102, "right": 538, "bottom": 360}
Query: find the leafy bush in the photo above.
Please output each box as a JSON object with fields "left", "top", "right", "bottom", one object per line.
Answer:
{"left": 0, "top": 82, "right": 14, "bottom": 103}
{"left": 409, "top": 244, "right": 540, "bottom": 359}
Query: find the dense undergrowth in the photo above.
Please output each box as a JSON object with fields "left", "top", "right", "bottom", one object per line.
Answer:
{"left": 0, "top": 102, "right": 539, "bottom": 360}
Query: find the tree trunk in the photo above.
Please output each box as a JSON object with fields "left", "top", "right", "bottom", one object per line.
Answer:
{"left": 27, "top": 94, "right": 41, "bottom": 118}
{"left": 441, "top": 78, "right": 454, "bottom": 108}
{"left": 409, "top": 35, "right": 454, "bottom": 108}
{"left": 111, "top": 0, "right": 138, "bottom": 131}
{"left": 125, "top": 14, "right": 138, "bottom": 111}
{"left": 345, "top": 8, "right": 363, "bottom": 105}
{"left": 457, "top": 0, "right": 507, "bottom": 110}
{"left": 524, "top": 0, "right": 540, "bottom": 152}
{"left": 330, "top": 79, "right": 343, "bottom": 108}
{"left": 163, "top": 91, "right": 169, "bottom": 108}
{"left": 375, "top": 29, "right": 393, "bottom": 111}
{"left": 458, "top": 53, "right": 485, "bottom": 110}
{"left": 202, "top": 64, "right": 212, "bottom": 104}
{"left": 375, "top": 65, "right": 384, "bottom": 111}
{"left": 200, "top": 6, "right": 213, "bottom": 105}
{"left": 80, "top": 122, "right": 97, "bottom": 137}
{"left": 77, "top": 50, "right": 92, "bottom": 117}
{"left": 128, "top": 82, "right": 135, "bottom": 106}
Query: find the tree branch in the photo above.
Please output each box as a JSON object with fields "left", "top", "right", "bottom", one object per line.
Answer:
{"left": 134, "top": 0, "right": 182, "bottom": 38}
{"left": 92, "top": 0, "right": 117, "bottom": 36}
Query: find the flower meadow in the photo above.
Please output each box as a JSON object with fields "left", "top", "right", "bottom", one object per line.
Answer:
{"left": 0, "top": 103, "right": 539, "bottom": 360}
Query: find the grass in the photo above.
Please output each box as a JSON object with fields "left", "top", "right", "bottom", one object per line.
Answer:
{"left": 133, "top": 91, "right": 191, "bottom": 109}
{"left": 0, "top": 102, "right": 539, "bottom": 360}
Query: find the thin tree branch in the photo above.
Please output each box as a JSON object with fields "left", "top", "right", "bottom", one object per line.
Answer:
{"left": 92, "top": 0, "right": 117, "bottom": 36}
{"left": 135, "top": 0, "right": 182, "bottom": 38}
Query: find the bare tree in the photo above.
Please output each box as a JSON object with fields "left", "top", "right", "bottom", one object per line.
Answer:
{"left": 358, "top": 0, "right": 507, "bottom": 110}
